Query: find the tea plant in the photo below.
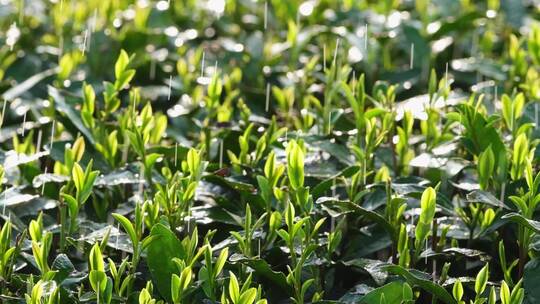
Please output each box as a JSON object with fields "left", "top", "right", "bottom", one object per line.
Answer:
{"left": 1, "top": 0, "right": 540, "bottom": 303}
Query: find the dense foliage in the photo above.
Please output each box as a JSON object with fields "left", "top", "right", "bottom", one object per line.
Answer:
{"left": 0, "top": 0, "right": 540, "bottom": 303}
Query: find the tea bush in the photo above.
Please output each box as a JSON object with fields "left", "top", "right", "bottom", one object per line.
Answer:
{"left": 0, "top": 0, "right": 539, "bottom": 303}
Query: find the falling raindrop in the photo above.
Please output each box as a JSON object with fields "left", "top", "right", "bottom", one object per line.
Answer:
{"left": 36, "top": 129, "right": 42, "bottom": 153}
{"left": 174, "top": 142, "right": 178, "bottom": 167}
{"left": 81, "top": 29, "right": 88, "bottom": 56}
{"left": 534, "top": 102, "right": 538, "bottom": 129}
{"left": 330, "top": 178, "right": 336, "bottom": 231}
{"left": 352, "top": 71, "right": 356, "bottom": 96}
{"left": 364, "top": 24, "right": 368, "bottom": 51}
{"left": 41, "top": 167, "right": 48, "bottom": 195}
{"left": 410, "top": 43, "right": 414, "bottom": 69}
{"left": 322, "top": 44, "right": 326, "bottom": 71}
{"left": 0, "top": 100, "right": 7, "bottom": 128}
{"left": 265, "top": 82, "right": 270, "bottom": 112}
{"left": 219, "top": 139, "right": 223, "bottom": 167}
{"left": 363, "top": 158, "right": 367, "bottom": 185}
{"left": 49, "top": 120, "right": 56, "bottom": 151}
{"left": 327, "top": 111, "right": 332, "bottom": 134}
{"left": 200, "top": 51, "right": 206, "bottom": 79}
{"left": 332, "top": 38, "right": 340, "bottom": 66}
{"left": 22, "top": 111, "right": 27, "bottom": 137}
{"left": 2, "top": 191, "right": 6, "bottom": 216}
{"left": 264, "top": 1, "right": 268, "bottom": 30}
{"left": 425, "top": 232, "right": 428, "bottom": 264}
{"left": 167, "top": 75, "right": 172, "bottom": 100}
{"left": 445, "top": 62, "right": 449, "bottom": 89}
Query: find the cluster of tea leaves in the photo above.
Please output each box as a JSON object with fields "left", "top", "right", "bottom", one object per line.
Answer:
{"left": 1, "top": 0, "right": 540, "bottom": 303}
